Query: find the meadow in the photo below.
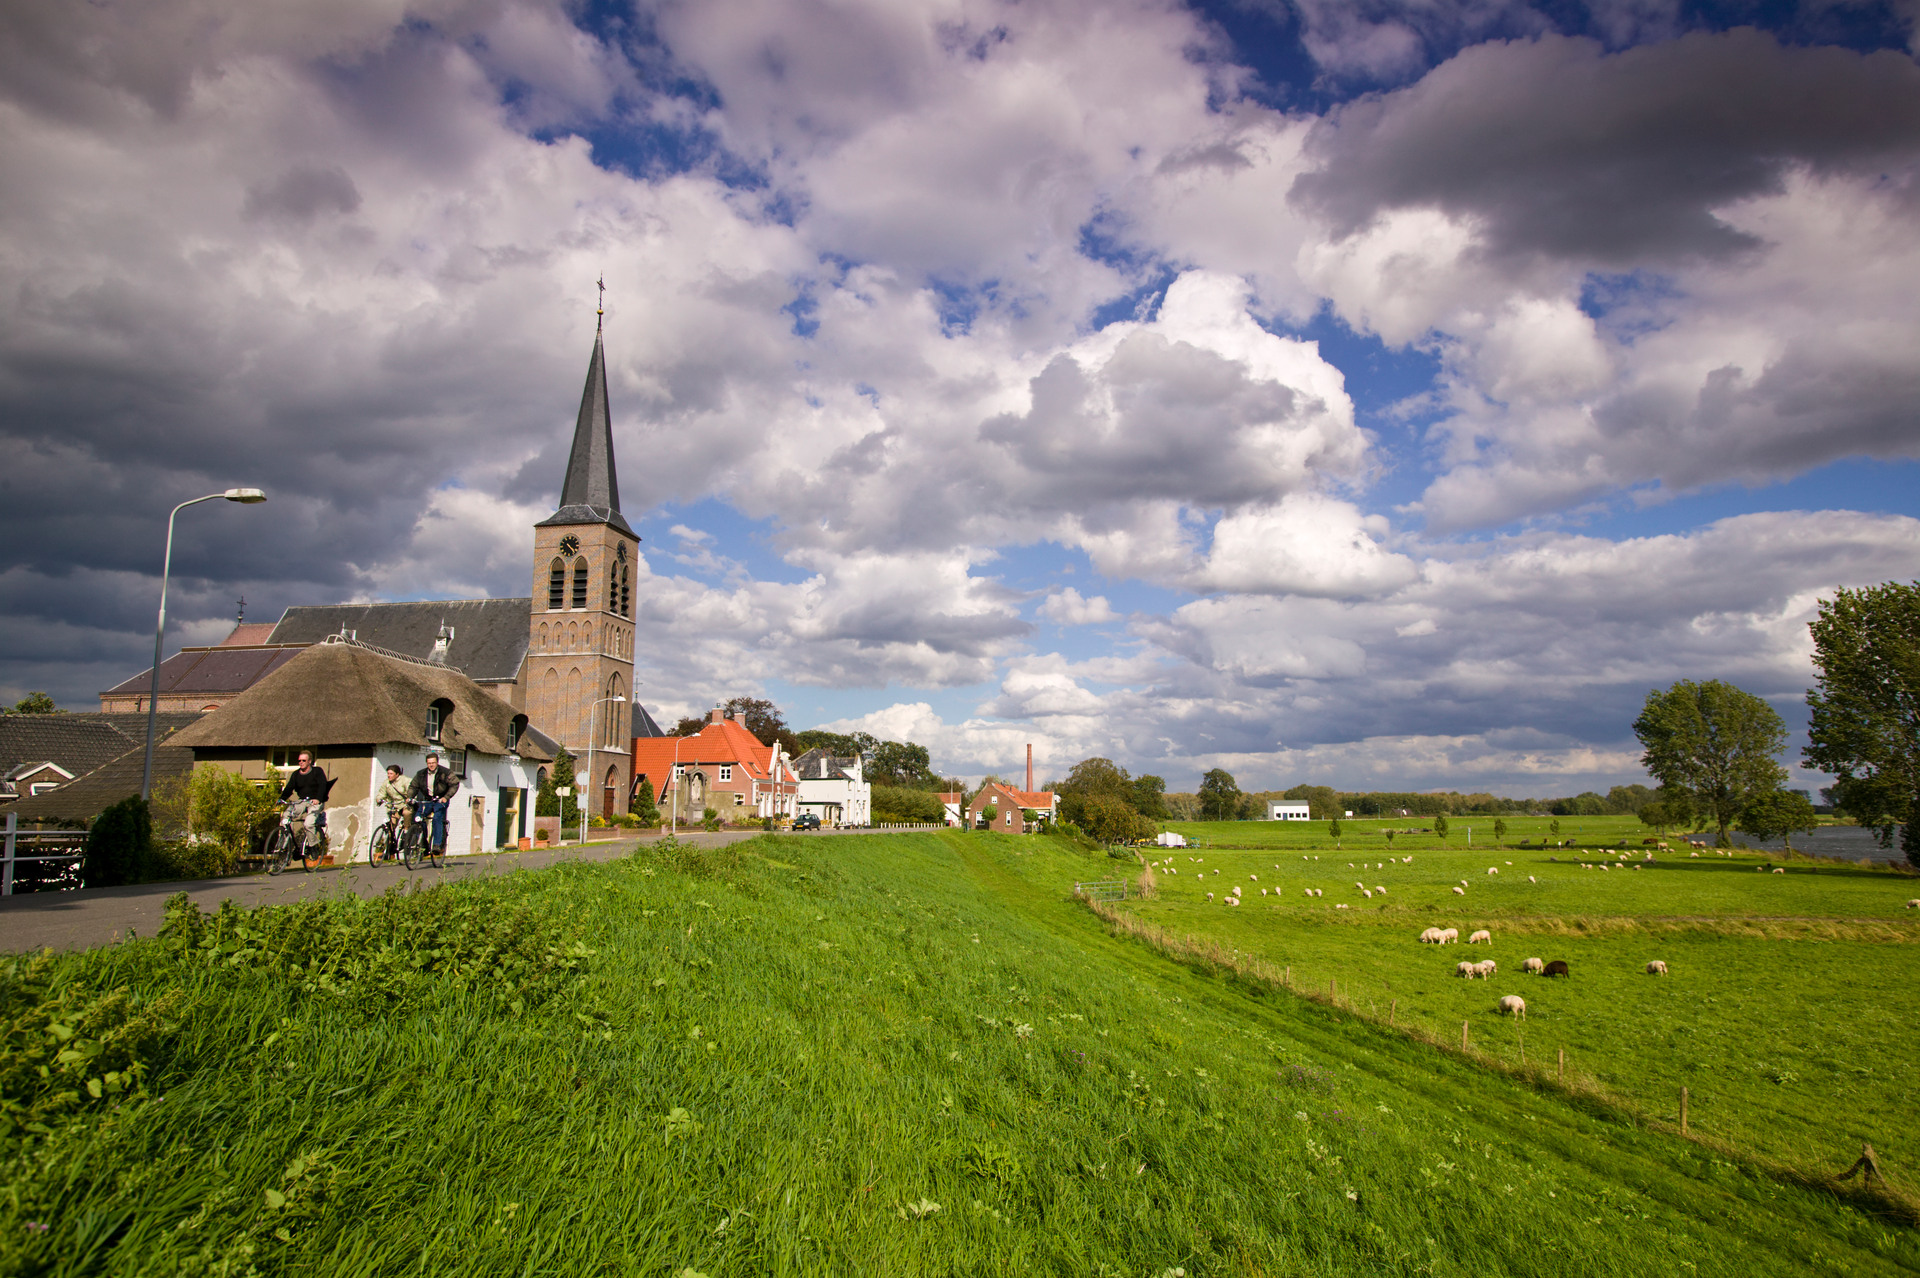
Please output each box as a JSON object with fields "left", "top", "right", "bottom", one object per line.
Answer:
{"left": 1129, "top": 820, "right": 1920, "bottom": 1186}
{"left": 1, "top": 830, "right": 1915, "bottom": 1276}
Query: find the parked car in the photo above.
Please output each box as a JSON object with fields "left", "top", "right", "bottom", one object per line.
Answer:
{"left": 793, "top": 812, "right": 823, "bottom": 831}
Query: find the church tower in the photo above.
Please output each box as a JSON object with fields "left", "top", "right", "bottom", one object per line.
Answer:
{"left": 527, "top": 293, "right": 639, "bottom": 816}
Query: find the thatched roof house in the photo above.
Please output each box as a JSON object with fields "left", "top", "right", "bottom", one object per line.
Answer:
{"left": 170, "top": 638, "right": 555, "bottom": 859}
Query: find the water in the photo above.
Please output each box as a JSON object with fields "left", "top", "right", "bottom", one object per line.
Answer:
{"left": 1716, "top": 824, "right": 1909, "bottom": 863}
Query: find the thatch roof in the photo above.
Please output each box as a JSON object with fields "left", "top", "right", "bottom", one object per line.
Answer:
{"left": 168, "top": 640, "right": 552, "bottom": 761}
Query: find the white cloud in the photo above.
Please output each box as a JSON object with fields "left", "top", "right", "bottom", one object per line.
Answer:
{"left": 1038, "top": 587, "right": 1117, "bottom": 625}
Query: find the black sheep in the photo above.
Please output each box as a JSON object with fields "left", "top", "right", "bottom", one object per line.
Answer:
{"left": 1542, "top": 959, "right": 1570, "bottom": 978}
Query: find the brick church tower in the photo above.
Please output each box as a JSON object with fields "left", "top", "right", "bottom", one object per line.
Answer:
{"left": 526, "top": 302, "right": 638, "bottom": 816}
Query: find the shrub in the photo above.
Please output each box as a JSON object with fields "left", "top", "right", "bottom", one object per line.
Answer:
{"left": 82, "top": 795, "right": 154, "bottom": 888}
{"left": 187, "top": 765, "right": 279, "bottom": 871}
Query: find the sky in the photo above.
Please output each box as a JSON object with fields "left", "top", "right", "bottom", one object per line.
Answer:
{"left": 2, "top": 0, "right": 1917, "bottom": 797}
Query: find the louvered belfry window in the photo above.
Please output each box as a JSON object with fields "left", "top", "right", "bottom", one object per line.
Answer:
{"left": 548, "top": 559, "right": 565, "bottom": 610}
{"left": 572, "top": 560, "right": 589, "bottom": 609}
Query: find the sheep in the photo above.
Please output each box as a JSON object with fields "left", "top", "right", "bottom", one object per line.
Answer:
{"left": 1542, "top": 960, "right": 1570, "bottom": 978}
{"left": 1249, "top": 874, "right": 1259, "bottom": 881}
{"left": 1522, "top": 957, "right": 1544, "bottom": 974}
{"left": 1908, "top": 899, "right": 1920, "bottom": 909}
{"left": 1375, "top": 885, "right": 1387, "bottom": 894}
{"left": 1356, "top": 881, "right": 1366, "bottom": 890}
{"left": 1528, "top": 876, "right": 1536, "bottom": 883}
{"left": 1419, "top": 927, "right": 1444, "bottom": 943}
{"left": 1498, "top": 995, "right": 1527, "bottom": 1019}
{"left": 1452, "top": 885, "right": 1466, "bottom": 895}
{"left": 1468, "top": 929, "right": 1492, "bottom": 945}
{"left": 1226, "top": 896, "right": 1240, "bottom": 907}
{"left": 1505, "top": 861, "right": 1513, "bottom": 866}
{"left": 1460, "top": 879, "right": 1469, "bottom": 886}
{"left": 1206, "top": 892, "right": 1214, "bottom": 902}
{"left": 1261, "top": 888, "right": 1268, "bottom": 896}
{"left": 1437, "top": 928, "right": 1459, "bottom": 944}
{"left": 1363, "top": 889, "right": 1374, "bottom": 899}
{"left": 1456, "top": 961, "right": 1476, "bottom": 978}
{"left": 1335, "top": 903, "right": 1349, "bottom": 910}
{"left": 1690, "top": 851, "right": 1699, "bottom": 857}
{"left": 1474, "top": 960, "right": 1497, "bottom": 978}
{"left": 1772, "top": 867, "right": 1785, "bottom": 874}
{"left": 1646, "top": 960, "right": 1669, "bottom": 976}
{"left": 1231, "top": 885, "right": 1242, "bottom": 897}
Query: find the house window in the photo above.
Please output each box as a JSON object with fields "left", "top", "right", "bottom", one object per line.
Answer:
{"left": 426, "top": 698, "right": 454, "bottom": 743}
{"left": 548, "top": 558, "right": 566, "bottom": 610}
{"left": 268, "top": 746, "right": 302, "bottom": 772}
{"left": 572, "top": 560, "right": 589, "bottom": 609}
{"left": 734, "top": 792, "right": 745, "bottom": 806}
{"left": 718, "top": 765, "right": 732, "bottom": 782}
{"left": 507, "top": 715, "right": 526, "bottom": 753}
{"left": 447, "top": 748, "right": 468, "bottom": 778}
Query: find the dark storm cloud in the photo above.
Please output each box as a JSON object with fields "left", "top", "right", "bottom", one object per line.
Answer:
{"left": 1292, "top": 29, "right": 1920, "bottom": 266}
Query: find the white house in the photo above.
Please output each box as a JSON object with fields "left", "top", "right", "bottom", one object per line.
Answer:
{"left": 169, "top": 638, "right": 557, "bottom": 858}
{"left": 792, "top": 748, "right": 872, "bottom": 827}
{"left": 1266, "top": 800, "right": 1312, "bottom": 821}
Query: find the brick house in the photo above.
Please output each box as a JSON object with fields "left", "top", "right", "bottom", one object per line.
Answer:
{"left": 967, "top": 782, "right": 1058, "bottom": 832}
{"left": 630, "top": 707, "right": 798, "bottom": 824}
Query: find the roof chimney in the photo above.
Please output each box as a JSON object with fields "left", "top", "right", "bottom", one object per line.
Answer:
{"left": 1026, "top": 743, "right": 1033, "bottom": 793}
{"left": 709, "top": 704, "right": 725, "bottom": 724}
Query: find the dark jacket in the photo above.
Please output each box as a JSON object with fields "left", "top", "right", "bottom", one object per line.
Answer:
{"left": 281, "top": 766, "right": 330, "bottom": 802}
{"left": 412, "top": 765, "right": 460, "bottom": 802}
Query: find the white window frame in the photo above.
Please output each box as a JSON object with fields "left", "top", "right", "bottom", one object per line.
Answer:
{"left": 718, "top": 765, "right": 733, "bottom": 782}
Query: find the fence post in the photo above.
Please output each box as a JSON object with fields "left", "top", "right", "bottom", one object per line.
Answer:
{"left": 2, "top": 810, "right": 14, "bottom": 896}
{"left": 1680, "top": 1086, "right": 1689, "bottom": 1136}
{"left": 1558, "top": 1047, "right": 1564, "bottom": 1082}
{"left": 1329, "top": 977, "right": 1336, "bottom": 1004}
{"left": 1461, "top": 1020, "right": 1469, "bottom": 1051}
{"left": 1389, "top": 998, "right": 1396, "bottom": 1027}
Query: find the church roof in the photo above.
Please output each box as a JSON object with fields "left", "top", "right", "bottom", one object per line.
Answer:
{"left": 169, "top": 640, "right": 552, "bottom": 760}
{"left": 632, "top": 702, "right": 667, "bottom": 738}
{"left": 100, "top": 644, "right": 304, "bottom": 699}
{"left": 266, "top": 598, "right": 531, "bottom": 682}
{"left": 536, "top": 328, "right": 634, "bottom": 537}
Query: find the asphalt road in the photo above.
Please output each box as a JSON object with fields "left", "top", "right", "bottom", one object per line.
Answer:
{"left": 0, "top": 828, "right": 817, "bottom": 953}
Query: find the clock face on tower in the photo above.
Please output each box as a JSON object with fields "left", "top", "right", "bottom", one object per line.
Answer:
{"left": 558, "top": 534, "right": 581, "bottom": 557}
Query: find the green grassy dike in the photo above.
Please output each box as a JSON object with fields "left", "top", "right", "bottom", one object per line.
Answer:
{"left": 3, "top": 832, "right": 1915, "bottom": 1277}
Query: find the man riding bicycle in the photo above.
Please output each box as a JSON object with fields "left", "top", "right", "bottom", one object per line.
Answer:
{"left": 280, "top": 750, "right": 330, "bottom": 847}
{"left": 411, "top": 752, "right": 461, "bottom": 855}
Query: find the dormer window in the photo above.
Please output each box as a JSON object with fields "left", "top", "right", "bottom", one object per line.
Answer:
{"left": 426, "top": 697, "right": 454, "bottom": 743}
{"left": 508, "top": 714, "right": 527, "bottom": 753}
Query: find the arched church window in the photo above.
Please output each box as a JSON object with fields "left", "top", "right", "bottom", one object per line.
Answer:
{"left": 572, "top": 560, "right": 589, "bottom": 609}
{"left": 547, "top": 558, "right": 565, "bottom": 610}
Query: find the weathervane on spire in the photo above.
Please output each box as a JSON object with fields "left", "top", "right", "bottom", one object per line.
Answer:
{"left": 596, "top": 274, "right": 605, "bottom": 332}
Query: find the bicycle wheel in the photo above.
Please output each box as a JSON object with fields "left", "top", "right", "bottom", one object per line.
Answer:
{"left": 369, "top": 823, "right": 391, "bottom": 866}
{"left": 298, "top": 830, "right": 315, "bottom": 873}
{"left": 265, "top": 826, "right": 290, "bottom": 876}
{"left": 401, "top": 819, "right": 421, "bottom": 871}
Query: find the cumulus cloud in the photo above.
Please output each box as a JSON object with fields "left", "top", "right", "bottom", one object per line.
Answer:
{"left": 1038, "top": 587, "right": 1117, "bottom": 626}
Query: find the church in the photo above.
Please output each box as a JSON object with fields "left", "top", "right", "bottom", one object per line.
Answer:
{"left": 100, "top": 304, "right": 667, "bottom": 816}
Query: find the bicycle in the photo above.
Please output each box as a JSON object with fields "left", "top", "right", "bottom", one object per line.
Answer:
{"left": 367, "top": 807, "right": 405, "bottom": 866}
{"left": 266, "top": 797, "right": 323, "bottom": 875}
{"left": 399, "top": 797, "right": 445, "bottom": 870}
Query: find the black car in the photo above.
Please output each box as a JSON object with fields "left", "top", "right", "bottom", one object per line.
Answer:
{"left": 794, "top": 813, "right": 822, "bottom": 830}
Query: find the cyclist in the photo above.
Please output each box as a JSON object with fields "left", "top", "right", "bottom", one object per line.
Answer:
{"left": 279, "top": 750, "right": 330, "bottom": 851}
{"left": 411, "top": 752, "right": 461, "bottom": 855}
{"left": 374, "top": 764, "right": 410, "bottom": 853}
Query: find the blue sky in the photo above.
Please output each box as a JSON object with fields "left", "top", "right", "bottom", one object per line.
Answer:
{"left": 1, "top": 0, "right": 1916, "bottom": 797}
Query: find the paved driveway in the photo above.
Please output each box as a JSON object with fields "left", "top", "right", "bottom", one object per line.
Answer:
{"left": 0, "top": 828, "right": 804, "bottom": 953}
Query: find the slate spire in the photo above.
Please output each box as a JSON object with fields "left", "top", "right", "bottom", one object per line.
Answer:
{"left": 538, "top": 292, "right": 634, "bottom": 536}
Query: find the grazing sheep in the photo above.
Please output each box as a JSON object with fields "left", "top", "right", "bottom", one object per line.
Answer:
{"left": 1250, "top": 874, "right": 1259, "bottom": 881}
{"left": 1505, "top": 861, "right": 1513, "bottom": 866}
{"left": 1528, "top": 876, "right": 1536, "bottom": 883}
{"left": 1206, "top": 892, "right": 1214, "bottom": 901}
{"left": 1499, "top": 995, "right": 1527, "bottom": 1018}
{"left": 1523, "top": 957, "right": 1544, "bottom": 974}
{"left": 1487, "top": 867, "right": 1499, "bottom": 875}
{"left": 1690, "top": 851, "right": 1699, "bottom": 857}
{"left": 1468, "top": 929, "right": 1492, "bottom": 945}
{"left": 1261, "top": 888, "right": 1268, "bottom": 896}
{"left": 1474, "top": 960, "right": 1497, "bottom": 978}
{"left": 1304, "top": 889, "right": 1313, "bottom": 897}
{"left": 1419, "top": 927, "right": 1444, "bottom": 943}
{"left": 1226, "top": 896, "right": 1240, "bottom": 907}
{"left": 1375, "top": 886, "right": 1387, "bottom": 894}
{"left": 1438, "top": 928, "right": 1459, "bottom": 944}
{"left": 1646, "top": 960, "right": 1669, "bottom": 976}
{"left": 1908, "top": 899, "right": 1919, "bottom": 909}
{"left": 1457, "top": 961, "right": 1476, "bottom": 978}
{"left": 1452, "top": 886, "right": 1466, "bottom": 895}
{"left": 1355, "top": 881, "right": 1366, "bottom": 890}
{"left": 1335, "top": 903, "right": 1349, "bottom": 910}
{"left": 1542, "top": 960, "right": 1570, "bottom": 978}
{"left": 1232, "top": 886, "right": 1242, "bottom": 897}
{"left": 1772, "top": 867, "right": 1785, "bottom": 874}
{"left": 1363, "top": 889, "right": 1373, "bottom": 899}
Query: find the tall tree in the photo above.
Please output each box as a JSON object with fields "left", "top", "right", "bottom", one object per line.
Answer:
{"left": 1805, "top": 580, "right": 1920, "bottom": 864}
{"left": 1131, "top": 774, "right": 1170, "bottom": 820}
{"left": 1736, "top": 789, "right": 1819, "bottom": 855}
{"left": 1055, "top": 757, "right": 1138, "bottom": 828}
{"left": 869, "top": 740, "right": 938, "bottom": 788}
{"left": 8, "top": 692, "right": 59, "bottom": 714}
{"left": 1633, "top": 679, "right": 1788, "bottom": 846}
{"left": 1197, "top": 768, "right": 1242, "bottom": 821}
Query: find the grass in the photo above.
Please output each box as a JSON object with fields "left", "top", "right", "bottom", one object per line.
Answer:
{"left": 1120, "top": 829, "right": 1920, "bottom": 1190}
{"left": 0, "top": 831, "right": 1914, "bottom": 1276}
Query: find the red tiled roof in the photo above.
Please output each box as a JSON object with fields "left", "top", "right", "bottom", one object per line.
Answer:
{"left": 629, "top": 718, "right": 796, "bottom": 785}
{"left": 971, "top": 782, "right": 1056, "bottom": 810}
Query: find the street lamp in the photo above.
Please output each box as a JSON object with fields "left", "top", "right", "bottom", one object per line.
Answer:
{"left": 141, "top": 488, "right": 267, "bottom": 800}
{"left": 583, "top": 693, "right": 625, "bottom": 840}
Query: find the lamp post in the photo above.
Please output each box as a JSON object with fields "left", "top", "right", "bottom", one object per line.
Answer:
{"left": 583, "top": 693, "right": 625, "bottom": 840}
{"left": 141, "top": 488, "right": 267, "bottom": 801}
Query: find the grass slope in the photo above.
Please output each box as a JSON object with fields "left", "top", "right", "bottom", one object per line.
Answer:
{"left": 0, "top": 832, "right": 1912, "bottom": 1277}
{"left": 1124, "top": 835, "right": 1920, "bottom": 1184}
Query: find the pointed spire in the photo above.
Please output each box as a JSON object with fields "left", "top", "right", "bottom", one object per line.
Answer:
{"left": 539, "top": 291, "right": 634, "bottom": 536}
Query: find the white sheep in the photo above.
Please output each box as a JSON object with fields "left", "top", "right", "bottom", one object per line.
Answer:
{"left": 1438, "top": 928, "right": 1459, "bottom": 944}
{"left": 1452, "top": 886, "right": 1465, "bottom": 895}
{"left": 1249, "top": 874, "right": 1259, "bottom": 881}
{"left": 1335, "top": 903, "right": 1349, "bottom": 909}
{"left": 1206, "top": 892, "right": 1214, "bottom": 902}
{"left": 1468, "top": 929, "right": 1492, "bottom": 945}
{"left": 1474, "top": 959, "right": 1497, "bottom": 978}
{"left": 1375, "top": 885, "right": 1387, "bottom": 894}
{"left": 1528, "top": 876, "right": 1536, "bottom": 883}
{"left": 1456, "top": 960, "right": 1476, "bottom": 978}
{"left": 1522, "top": 957, "right": 1544, "bottom": 974}
{"left": 1261, "top": 888, "right": 1268, "bottom": 896}
{"left": 1908, "top": 899, "right": 1920, "bottom": 909}
{"left": 1303, "top": 888, "right": 1313, "bottom": 897}
{"left": 1349, "top": 862, "right": 1355, "bottom": 868}
{"left": 1419, "top": 927, "right": 1444, "bottom": 943}
{"left": 1486, "top": 867, "right": 1499, "bottom": 876}
{"left": 1772, "top": 867, "right": 1785, "bottom": 874}
{"left": 1505, "top": 861, "right": 1512, "bottom": 866}
{"left": 1690, "top": 851, "right": 1699, "bottom": 857}
{"left": 1646, "top": 960, "right": 1669, "bottom": 975}
{"left": 1231, "top": 885, "right": 1242, "bottom": 897}
{"left": 1363, "top": 889, "right": 1373, "bottom": 899}
{"left": 1498, "top": 995, "right": 1526, "bottom": 1019}
{"left": 1459, "top": 879, "right": 1469, "bottom": 886}
{"left": 1355, "top": 881, "right": 1366, "bottom": 890}
{"left": 1226, "top": 896, "right": 1240, "bottom": 907}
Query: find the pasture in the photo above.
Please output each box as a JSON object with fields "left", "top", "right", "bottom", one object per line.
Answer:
{"left": 1123, "top": 829, "right": 1920, "bottom": 1185}
{"left": 2, "top": 831, "right": 1914, "bottom": 1276}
